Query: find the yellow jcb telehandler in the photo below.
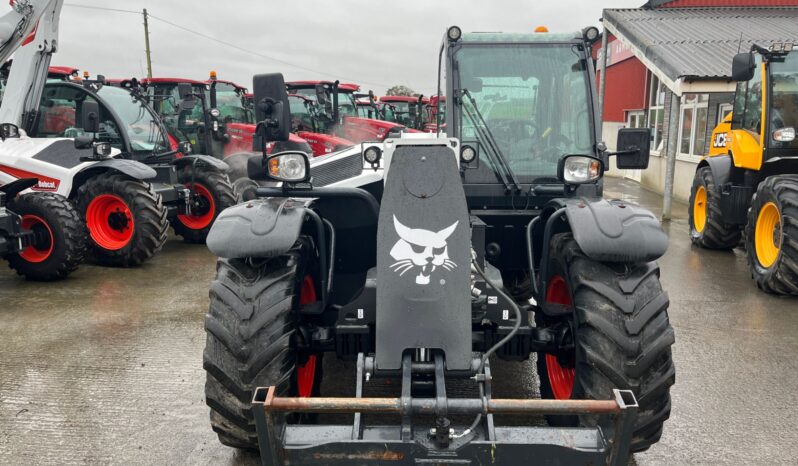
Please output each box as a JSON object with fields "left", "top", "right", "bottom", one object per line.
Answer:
{"left": 689, "top": 42, "right": 798, "bottom": 294}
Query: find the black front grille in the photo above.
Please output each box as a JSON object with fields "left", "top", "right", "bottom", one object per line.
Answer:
{"left": 311, "top": 152, "right": 364, "bottom": 186}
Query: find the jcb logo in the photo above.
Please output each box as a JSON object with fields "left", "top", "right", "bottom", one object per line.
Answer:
{"left": 712, "top": 132, "right": 728, "bottom": 148}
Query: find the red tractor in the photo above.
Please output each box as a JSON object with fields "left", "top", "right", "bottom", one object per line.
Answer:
{"left": 425, "top": 94, "right": 446, "bottom": 133}
{"left": 141, "top": 75, "right": 312, "bottom": 183}
{"left": 287, "top": 93, "right": 355, "bottom": 156}
{"left": 286, "top": 80, "right": 419, "bottom": 143}
{"left": 380, "top": 94, "right": 429, "bottom": 131}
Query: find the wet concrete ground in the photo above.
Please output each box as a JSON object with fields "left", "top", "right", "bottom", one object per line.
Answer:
{"left": 1, "top": 177, "right": 797, "bottom": 465}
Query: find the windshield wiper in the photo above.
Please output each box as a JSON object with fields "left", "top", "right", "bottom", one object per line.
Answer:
{"left": 459, "top": 89, "right": 522, "bottom": 193}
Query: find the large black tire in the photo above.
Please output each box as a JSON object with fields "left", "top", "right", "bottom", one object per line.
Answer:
{"left": 204, "top": 246, "right": 311, "bottom": 450}
{"left": 6, "top": 193, "right": 87, "bottom": 280}
{"left": 536, "top": 234, "right": 675, "bottom": 452}
{"left": 743, "top": 175, "right": 798, "bottom": 295}
{"left": 77, "top": 173, "right": 168, "bottom": 267}
{"left": 171, "top": 166, "right": 236, "bottom": 244}
{"left": 688, "top": 166, "right": 741, "bottom": 249}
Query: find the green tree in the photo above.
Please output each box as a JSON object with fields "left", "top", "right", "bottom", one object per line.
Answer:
{"left": 386, "top": 85, "right": 416, "bottom": 97}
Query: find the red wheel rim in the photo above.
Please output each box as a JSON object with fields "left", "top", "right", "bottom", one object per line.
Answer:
{"left": 177, "top": 183, "right": 216, "bottom": 230}
{"left": 296, "top": 274, "right": 317, "bottom": 398}
{"left": 19, "top": 215, "right": 54, "bottom": 263}
{"left": 86, "top": 194, "right": 134, "bottom": 250}
{"left": 545, "top": 275, "right": 575, "bottom": 400}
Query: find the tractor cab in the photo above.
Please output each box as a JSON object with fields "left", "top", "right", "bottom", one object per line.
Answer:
{"left": 286, "top": 80, "right": 415, "bottom": 143}
{"left": 141, "top": 77, "right": 213, "bottom": 156}
{"left": 30, "top": 78, "right": 173, "bottom": 159}
{"left": 379, "top": 94, "right": 429, "bottom": 130}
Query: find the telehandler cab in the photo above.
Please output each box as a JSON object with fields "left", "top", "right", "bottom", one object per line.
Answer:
{"left": 202, "top": 26, "right": 675, "bottom": 465}
{"left": 689, "top": 42, "right": 798, "bottom": 294}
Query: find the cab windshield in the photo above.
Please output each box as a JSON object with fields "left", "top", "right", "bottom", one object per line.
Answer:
{"left": 770, "top": 53, "right": 798, "bottom": 149}
{"left": 384, "top": 101, "right": 412, "bottom": 125}
{"left": 97, "top": 85, "right": 169, "bottom": 153}
{"left": 454, "top": 44, "right": 593, "bottom": 180}
{"left": 292, "top": 87, "right": 358, "bottom": 118}
{"left": 214, "top": 82, "right": 253, "bottom": 124}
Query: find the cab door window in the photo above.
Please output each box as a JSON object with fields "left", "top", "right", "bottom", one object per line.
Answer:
{"left": 732, "top": 55, "right": 764, "bottom": 140}
{"left": 35, "top": 84, "right": 124, "bottom": 148}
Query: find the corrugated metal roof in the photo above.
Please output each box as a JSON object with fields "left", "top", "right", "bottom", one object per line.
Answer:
{"left": 603, "top": 7, "right": 798, "bottom": 80}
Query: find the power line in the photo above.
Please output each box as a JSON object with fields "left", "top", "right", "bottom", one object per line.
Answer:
{"left": 64, "top": 3, "right": 139, "bottom": 15}
{"left": 146, "top": 13, "right": 397, "bottom": 89}
{"left": 63, "top": 2, "right": 415, "bottom": 90}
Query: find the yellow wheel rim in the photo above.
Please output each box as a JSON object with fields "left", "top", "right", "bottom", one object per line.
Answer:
{"left": 755, "top": 202, "right": 782, "bottom": 268}
{"left": 693, "top": 186, "right": 707, "bottom": 233}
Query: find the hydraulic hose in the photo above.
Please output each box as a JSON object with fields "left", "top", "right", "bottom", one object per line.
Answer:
{"left": 454, "top": 257, "right": 522, "bottom": 439}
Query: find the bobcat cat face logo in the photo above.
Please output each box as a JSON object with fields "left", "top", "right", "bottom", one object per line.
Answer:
{"left": 389, "top": 215, "right": 458, "bottom": 285}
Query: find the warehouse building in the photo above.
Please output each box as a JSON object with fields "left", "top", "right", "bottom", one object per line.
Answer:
{"left": 597, "top": 0, "right": 798, "bottom": 207}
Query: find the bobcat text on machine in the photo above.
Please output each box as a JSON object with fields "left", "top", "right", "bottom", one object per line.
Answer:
{"left": 200, "top": 25, "right": 675, "bottom": 465}
{"left": 689, "top": 42, "right": 798, "bottom": 294}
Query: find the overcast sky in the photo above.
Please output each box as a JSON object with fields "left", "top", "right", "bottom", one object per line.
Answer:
{"left": 17, "top": 0, "right": 642, "bottom": 95}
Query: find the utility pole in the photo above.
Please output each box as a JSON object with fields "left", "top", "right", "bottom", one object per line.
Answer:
{"left": 143, "top": 8, "right": 153, "bottom": 79}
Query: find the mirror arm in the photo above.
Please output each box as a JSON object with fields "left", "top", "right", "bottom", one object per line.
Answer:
{"left": 605, "top": 147, "right": 639, "bottom": 156}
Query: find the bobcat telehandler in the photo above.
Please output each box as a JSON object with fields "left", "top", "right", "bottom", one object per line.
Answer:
{"left": 0, "top": 0, "right": 173, "bottom": 267}
{"left": 689, "top": 42, "right": 798, "bottom": 294}
{"left": 27, "top": 75, "right": 236, "bottom": 243}
{"left": 202, "top": 26, "right": 675, "bottom": 465}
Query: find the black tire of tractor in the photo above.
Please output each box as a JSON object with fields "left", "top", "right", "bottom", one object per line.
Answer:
{"left": 232, "top": 177, "right": 259, "bottom": 203}
{"left": 688, "top": 166, "right": 741, "bottom": 249}
{"left": 77, "top": 173, "right": 168, "bottom": 267}
{"left": 536, "top": 234, "right": 675, "bottom": 452}
{"left": 6, "top": 193, "right": 87, "bottom": 281}
{"left": 203, "top": 247, "right": 305, "bottom": 450}
{"left": 743, "top": 175, "right": 798, "bottom": 295}
{"left": 171, "top": 166, "right": 236, "bottom": 244}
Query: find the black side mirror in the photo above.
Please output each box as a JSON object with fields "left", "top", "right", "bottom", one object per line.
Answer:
{"left": 246, "top": 153, "right": 267, "bottom": 180}
{"left": 732, "top": 52, "right": 756, "bottom": 82}
{"left": 74, "top": 134, "right": 94, "bottom": 149}
{"left": 612, "top": 128, "right": 651, "bottom": 169}
{"left": 81, "top": 100, "right": 100, "bottom": 133}
{"left": 177, "top": 83, "right": 196, "bottom": 110}
{"left": 0, "top": 122, "right": 20, "bottom": 141}
{"left": 252, "top": 73, "right": 290, "bottom": 145}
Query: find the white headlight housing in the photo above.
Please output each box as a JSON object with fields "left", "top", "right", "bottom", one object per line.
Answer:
{"left": 773, "top": 127, "right": 796, "bottom": 142}
{"left": 209, "top": 107, "right": 221, "bottom": 118}
{"left": 267, "top": 152, "right": 310, "bottom": 182}
{"left": 559, "top": 155, "right": 602, "bottom": 184}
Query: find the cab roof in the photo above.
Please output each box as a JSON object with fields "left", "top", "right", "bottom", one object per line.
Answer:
{"left": 141, "top": 77, "right": 207, "bottom": 86}
{"left": 460, "top": 31, "right": 582, "bottom": 44}
{"left": 380, "top": 95, "right": 429, "bottom": 104}
{"left": 286, "top": 81, "right": 360, "bottom": 92}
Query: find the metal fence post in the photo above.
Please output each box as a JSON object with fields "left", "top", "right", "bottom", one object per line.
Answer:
{"left": 662, "top": 90, "right": 680, "bottom": 220}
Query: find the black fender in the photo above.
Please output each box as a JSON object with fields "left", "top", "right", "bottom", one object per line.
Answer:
{"left": 0, "top": 178, "right": 38, "bottom": 198}
{"left": 549, "top": 197, "right": 668, "bottom": 263}
{"left": 206, "top": 197, "right": 305, "bottom": 259}
{"left": 78, "top": 158, "right": 157, "bottom": 181}
{"left": 173, "top": 154, "right": 229, "bottom": 172}
{"left": 697, "top": 155, "right": 732, "bottom": 189}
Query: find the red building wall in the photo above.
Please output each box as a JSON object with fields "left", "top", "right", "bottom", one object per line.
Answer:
{"left": 594, "top": 35, "right": 648, "bottom": 122}
{"left": 598, "top": 58, "right": 648, "bottom": 122}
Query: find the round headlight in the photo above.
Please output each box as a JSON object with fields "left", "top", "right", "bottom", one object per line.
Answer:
{"left": 562, "top": 155, "right": 601, "bottom": 184}
{"left": 209, "top": 108, "right": 221, "bottom": 118}
{"left": 447, "top": 26, "right": 462, "bottom": 42}
{"left": 364, "top": 146, "right": 382, "bottom": 164}
{"left": 583, "top": 26, "right": 600, "bottom": 43}
{"left": 460, "top": 145, "right": 476, "bottom": 163}
{"left": 268, "top": 153, "right": 307, "bottom": 181}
